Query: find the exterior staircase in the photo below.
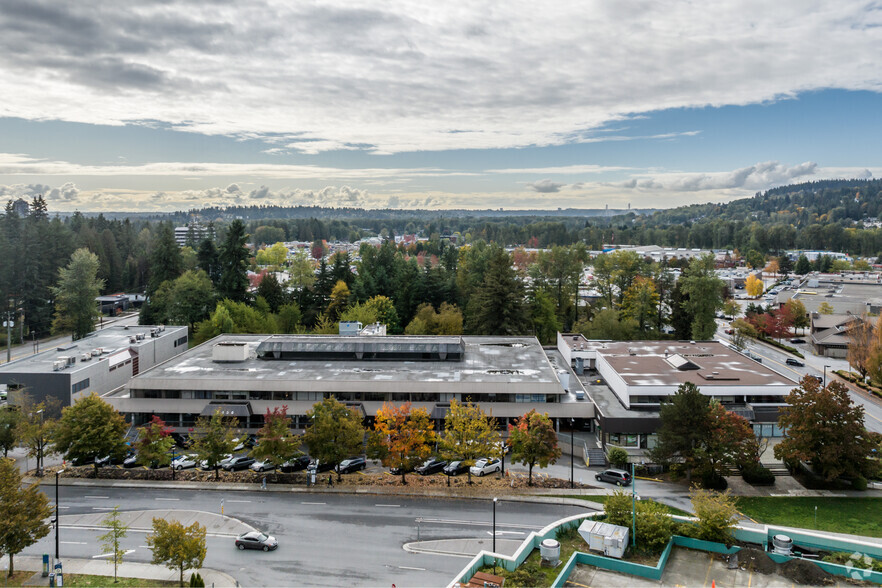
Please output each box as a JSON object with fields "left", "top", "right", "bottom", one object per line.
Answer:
{"left": 585, "top": 447, "right": 607, "bottom": 468}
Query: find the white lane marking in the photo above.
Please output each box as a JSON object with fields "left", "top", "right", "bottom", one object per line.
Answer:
{"left": 301, "top": 501, "right": 326, "bottom": 505}
{"left": 486, "top": 531, "right": 525, "bottom": 536}
{"left": 93, "top": 549, "right": 135, "bottom": 559}
{"left": 84, "top": 495, "right": 109, "bottom": 499}
{"left": 61, "top": 525, "right": 239, "bottom": 538}
{"left": 155, "top": 498, "right": 179, "bottom": 501}
{"left": 91, "top": 507, "right": 117, "bottom": 510}
{"left": 61, "top": 541, "right": 87, "bottom": 545}
{"left": 375, "top": 504, "right": 400, "bottom": 507}
{"left": 399, "top": 566, "right": 426, "bottom": 571}
{"left": 226, "top": 500, "right": 251, "bottom": 503}
{"left": 139, "top": 545, "right": 150, "bottom": 549}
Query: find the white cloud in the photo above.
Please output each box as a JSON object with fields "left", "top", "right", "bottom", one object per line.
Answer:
{"left": 615, "top": 161, "right": 820, "bottom": 192}
{"left": 0, "top": 181, "right": 79, "bottom": 202}
{"left": 0, "top": 2, "right": 880, "bottom": 153}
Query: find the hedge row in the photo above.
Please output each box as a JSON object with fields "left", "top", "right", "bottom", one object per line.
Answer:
{"left": 756, "top": 336, "right": 804, "bottom": 358}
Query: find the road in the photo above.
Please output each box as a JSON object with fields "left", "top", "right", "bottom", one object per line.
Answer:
{"left": 715, "top": 320, "right": 882, "bottom": 433}
{"left": 27, "top": 485, "right": 590, "bottom": 587}
{"left": 2, "top": 313, "right": 141, "bottom": 365}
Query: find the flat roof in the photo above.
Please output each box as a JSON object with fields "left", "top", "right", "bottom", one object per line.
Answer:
{"left": 0, "top": 325, "right": 187, "bottom": 376}
{"left": 597, "top": 341, "right": 796, "bottom": 388}
{"left": 127, "top": 334, "right": 561, "bottom": 394}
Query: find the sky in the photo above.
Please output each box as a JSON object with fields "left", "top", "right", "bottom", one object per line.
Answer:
{"left": 1, "top": 1, "right": 882, "bottom": 213}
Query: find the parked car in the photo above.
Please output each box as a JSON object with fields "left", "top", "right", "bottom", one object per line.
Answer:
{"left": 123, "top": 453, "right": 140, "bottom": 468}
{"left": 223, "top": 456, "right": 256, "bottom": 471}
{"left": 308, "top": 459, "right": 334, "bottom": 473}
{"left": 443, "top": 461, "right": 470, "bottom": 477}
{"left": 250, "top": 459, "right": 276, "bottom": 472}
{"left": 279, "top": 455, "right": 311, "bottom": 472}
{"left": 415, "top": 457, "right": 448, "bottom": 476}
{"left": 96, "top": 451, "right": 133, "bottom": 467}
{"left": 389, "top": 463, "right": 415, "bottom": 476}
{"left": 201, "top": 454, "right": 234, "bottom": 471}
{"left": 789, "top": 338, "right": 806, "bottom": 344}
{"left": 811, "top": 374, "right": 823, "bottom": 383}
{"left": 171, "top": 433, "right": 192, "bottom": 449}
{"left": 234, "top": 531, "right": 278, "bottom": 552}
{"left": 595, "top": 469, "right": 632, "bottom": 486}
{"left": 336, "top": 457, "right": 367, "bottom": 474}
{"left": 233, "top": 434, "right": 258, "bottom": 452}
{"left": 785, "top": 358, "right": 804, "bottom": 367}
{"left": 171, "top": 454, "right": 199, "bottom": 470}
{"left": 470, "top": 457, "right": 502, "bottom": 477}
{"left": 724, "top": 328, "right": 734, "bottom": 335}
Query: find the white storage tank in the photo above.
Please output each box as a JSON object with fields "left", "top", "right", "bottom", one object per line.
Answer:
{"left": 771, "top": 534, "right": 792, "bottom": 555}
{"left": 578, "top": 520, "right": 629, "bottom": 559}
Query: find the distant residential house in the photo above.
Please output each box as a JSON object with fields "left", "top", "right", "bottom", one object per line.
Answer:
{"left": 810, "top": 312, "right": 863, "bottom": 358}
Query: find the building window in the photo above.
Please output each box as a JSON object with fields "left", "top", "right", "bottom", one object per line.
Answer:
{"left": 174, "top": 336, "right": 188, "bottom": 347}
{"left": 71, "top": 378, "right": 90, "bottom": 394}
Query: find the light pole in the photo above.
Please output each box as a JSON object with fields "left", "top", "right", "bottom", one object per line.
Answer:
{"left": 569, "top": 418, "right": 575, "bottom": 489}
{"left": 492, "top": 498, "right": 497, "bottom": 554}
{"left": 631, "top": 462, "right": 636, "bottom": 548}
{"left": 824, "top": 365, "right": 831, "bottom": 388}
{"left": 55, "top": 468, "right": 65, "bottom": 560}
{"left": 36, "top": 409, "right": 44, "bottom": 477}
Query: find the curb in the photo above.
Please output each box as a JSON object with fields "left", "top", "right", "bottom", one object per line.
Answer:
{"left": 32, "top": 476, "right": 612, "bottom": 508}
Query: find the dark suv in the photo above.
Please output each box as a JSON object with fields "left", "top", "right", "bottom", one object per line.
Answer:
{"left": 595, "top": 468, "right": 632, "bottom": 486}
{"left": 223, "top": 456, "right": 256, "bottom": 471}
{"left": 415, "top": 457, "right": 448, "bottom": 476}
{"left": 280, "top": 455, "right": 311, "bottom": 472}
{"left": 336, "top": 457, "right": 367, "bottom": 474}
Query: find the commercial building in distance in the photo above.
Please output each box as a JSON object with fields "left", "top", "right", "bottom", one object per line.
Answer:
{"left": 0, "top": 325, "right": 188, "bottom": 407}
{"left": 557, "top": 334, "right": 797, "bottom": 460}
{"left": 105, "top": 334, "right": 595, "bottom": 431}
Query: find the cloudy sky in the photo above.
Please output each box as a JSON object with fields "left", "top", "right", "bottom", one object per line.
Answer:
{"left": 1, "top": 1, "right": 882, "bottom": 212}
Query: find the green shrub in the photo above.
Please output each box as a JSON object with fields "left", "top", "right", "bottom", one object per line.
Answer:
{"left": 603, "top": 490, "right": 633, "bottom": 527}
{"left": 189, "top": 572, "right": 205, "bottom": 587}
{"left": 852, "top": 475, "right": 868, "bottom": 491}
{"left": 669, "top": 463, "right": 685, "bottom": 481}
{"left": 699, "top": 470, "right": 728, "bottom": 491}
{"left": 741, "top": 463, "right": 775, "bottom": 485}
{"left": 507, "top": 564, "right": 545, "bottom": 588}
{"left": 636, "top": 500, "right": 675, "bottom": 552}
{"left": 607, "top": 446, "right": 630, "bottom": 469}
{"left": 691, "top": 488, "right": 738, "bottom": 546}
{"left": 556, "top": 524, "right": 579, "bottom": 542}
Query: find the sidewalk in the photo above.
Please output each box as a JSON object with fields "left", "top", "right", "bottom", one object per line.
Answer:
{"left": 14, "top": 555, "right": 237, "bottom": 587}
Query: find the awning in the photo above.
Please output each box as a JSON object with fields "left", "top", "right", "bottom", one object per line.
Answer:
{"left": 200, "top": 402, "right": 253, "bottom": 418}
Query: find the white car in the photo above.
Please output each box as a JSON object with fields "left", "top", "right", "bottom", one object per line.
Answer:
{"left": 470, "top": 457, "right": 502, "bottom": 477}
{"left": 171, "top": 454, "right": 199, "bottom": 470}
{"left": 250, "top": 459, "right": 276, "bottom": 472}
{"left": 200, "top": 454, "right": 234, "bottom": 471}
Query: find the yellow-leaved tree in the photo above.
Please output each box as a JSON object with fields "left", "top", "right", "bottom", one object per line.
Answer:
{"left": 745, "top": 274, "right": 764, "bottom": 298}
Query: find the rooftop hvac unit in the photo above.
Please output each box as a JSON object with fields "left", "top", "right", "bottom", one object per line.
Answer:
{"left": 53, "top": 360, "right": 64, "bottom": 371}
{"left": 80, "top": 353, "right": 91, "bottom": 362}
{"left": 771, "top": 534, "right": 793, "bottom": 556}
{"left": 129, "top": 336, "right": 137, "bottom": 344}
{"left": 578, "top": 520, "right": 629, "bottom": 559}
{"left": 91, "top": 349, "right": 101, "bottom": 356}
{"left": 539, "top": 539, "right": 560, "bottom": 566}
{"left": 66, "top": 356, "right": 76, "bottom": 366}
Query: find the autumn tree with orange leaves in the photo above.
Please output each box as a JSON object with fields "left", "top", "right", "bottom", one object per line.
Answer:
{"left": 368, "top": 403, "right": 435, "bottom": 484}
{"left": 508, "top": 410, "right": 561, "bottom": 486}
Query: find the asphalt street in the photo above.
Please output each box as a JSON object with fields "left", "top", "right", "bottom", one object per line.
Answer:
{"left": 716, "top": 319, "right": 882, "bottom": 433}
{"left": 28, "top": 484, "right": 591, "bottom": 587}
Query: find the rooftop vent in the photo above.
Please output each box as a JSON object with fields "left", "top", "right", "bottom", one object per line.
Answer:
{"left": 212, "top": 342, "right": 249, "bottom": 362}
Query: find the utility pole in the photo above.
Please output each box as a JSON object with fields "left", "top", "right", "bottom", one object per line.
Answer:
{"left": 4, "top": 308, "right": 13, "bottom": 363}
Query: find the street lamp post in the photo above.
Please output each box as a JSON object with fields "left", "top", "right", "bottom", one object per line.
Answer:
{"left": 824, "top": 365, "right": 831, "bottom": 388}
{"left": 569, "top": 418, "right": 575, "bottom": 489}
{"left": 492, "top": 497, "right": 498, "bottom": 574}
{"left": 36, "top": 409, "right": 44, "bottom": 477}
{"left": 55, "top": 468, "right": 65, "bottom": 560}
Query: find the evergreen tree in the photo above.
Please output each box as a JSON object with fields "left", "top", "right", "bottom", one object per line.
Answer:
{"left": 465, "top": 246, "right": 529, "bottom": 335}
{"left": 196, "top": 238, "right": 221, "bottom": 285}
{"left": 794, "top": 254, "right": 811, "bottom": 275}
{"left": 51, "top": 248, "right": 105, "bottom": 339}
{"left": 256, "top": 272, "right": 285, "bottom": 313}
{"left": 680, "top": 254, "right": 724, "bottom": 340}
{"left": 148, "top": 222, "right": 183, "bottom": 294}
{"left": 217, "top": 220, "right": 250, "bottom": 302}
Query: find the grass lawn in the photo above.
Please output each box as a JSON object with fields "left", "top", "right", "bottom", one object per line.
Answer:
{"left": 3, "top": 571, "right": 178, "bottom": 587}
{"left": 553, "top": 494, "right": 693, "bottom": 517}
{"left": 736, "top": 497, "right": 882, "bottom": 538}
